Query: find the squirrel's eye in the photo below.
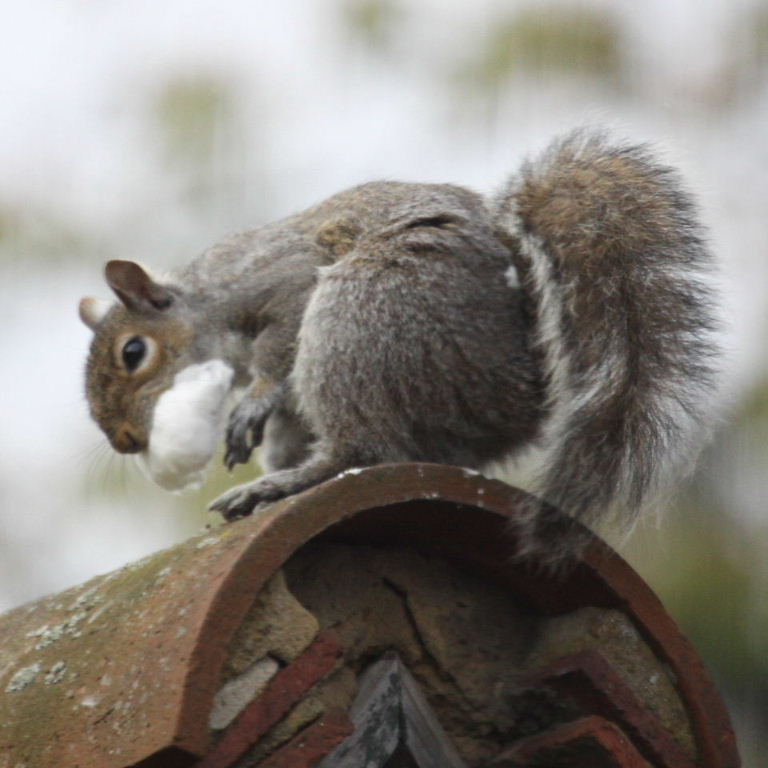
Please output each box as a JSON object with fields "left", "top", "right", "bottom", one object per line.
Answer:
{"left": 122, "top": 336, "right": 146, "bottom": 372}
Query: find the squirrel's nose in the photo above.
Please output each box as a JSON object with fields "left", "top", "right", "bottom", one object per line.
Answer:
{"left": 112, "top": 424, "right": 147, "bottom": 454}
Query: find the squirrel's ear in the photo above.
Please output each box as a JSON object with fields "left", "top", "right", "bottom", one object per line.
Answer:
{"left": 79, "top": 297, "right": 113, "bottom": 331}
{"left": 104, "top": 260, "right": 173, "bottom": 312}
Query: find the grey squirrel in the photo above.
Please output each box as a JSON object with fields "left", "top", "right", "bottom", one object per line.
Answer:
{"left": 79, "top": 129, "right": 719, "bottom": 556}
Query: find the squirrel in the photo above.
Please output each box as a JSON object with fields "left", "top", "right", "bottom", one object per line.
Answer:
{"left": 79, "top": 129, "right": 719, "bottom": 558}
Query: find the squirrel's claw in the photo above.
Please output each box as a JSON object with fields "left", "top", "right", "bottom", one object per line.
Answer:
{"left": 209, "top": 475, "right": 289, "bottom": 520}
{"left": 210, "top": 457, "right": 342, "bottom": 521}
{"left": 224, "top": 395, "right": 274, "bottom": 470}
{"left": 209, "top": 485, "right": 268, "bottom": 521}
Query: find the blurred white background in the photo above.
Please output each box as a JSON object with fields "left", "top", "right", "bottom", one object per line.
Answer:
{"left": 0, "top": 0, "right": 766, "bottom": 763}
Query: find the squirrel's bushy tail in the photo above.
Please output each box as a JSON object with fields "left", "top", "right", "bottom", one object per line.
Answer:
{"left": 494, "top": 129, "right": 719, "bottom": 555}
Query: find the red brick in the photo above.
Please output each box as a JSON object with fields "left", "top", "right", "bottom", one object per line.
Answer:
{"left": 497, "top": 715, "right": 652, "bottom": 768}
{"left": 255, "top": 709, "right": 354, "bottom": 768}
{"left": 197, "top": 632, "right": 343, "bottom": 768}
{"left": 524, "top": 649, "right": 694, "bottom": 768}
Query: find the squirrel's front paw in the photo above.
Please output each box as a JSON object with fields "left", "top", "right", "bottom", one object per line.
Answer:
{"left": 210, "top": 459, "right": 340, "bottom": 521}
{"left": 224, "top": 395, "right": 274, "bottom": 470}
{"left": 209, "top": 475, "right": 288, "bottom": 521}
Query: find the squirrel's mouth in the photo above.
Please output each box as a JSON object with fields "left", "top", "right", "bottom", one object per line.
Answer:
{"left": 111, "top": 425, "right": 147, "bottom": 454}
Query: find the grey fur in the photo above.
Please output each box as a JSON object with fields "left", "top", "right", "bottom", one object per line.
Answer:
{"left": 82, "top": 130, "right": 719, "bottom": 560}
{"left": 494, "top": 131, "right": 718, "bottom": 550}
